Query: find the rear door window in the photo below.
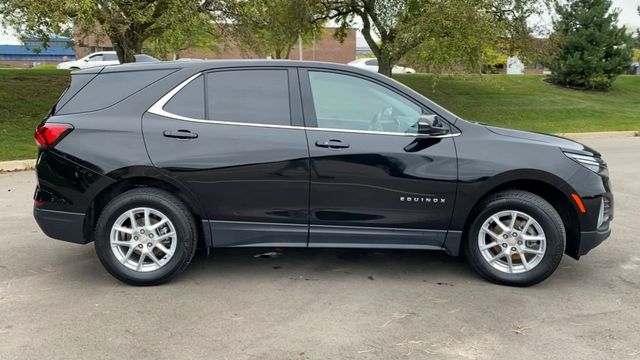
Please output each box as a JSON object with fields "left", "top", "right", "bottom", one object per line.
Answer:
{"left": 103, "top": 53, "right": 118, "bottom": 61}
{"left": 205, "top": 70, "right": 291, "bottom": 126}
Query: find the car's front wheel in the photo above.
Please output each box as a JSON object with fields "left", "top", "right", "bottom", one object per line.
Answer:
{"left": 464, "top": 190, "right": 565, "bottom": 286}
{"left": 94, "top": 188, "right": 198, "bottom": 286}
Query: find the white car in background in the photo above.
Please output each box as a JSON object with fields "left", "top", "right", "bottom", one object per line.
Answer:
{"left": 348, "top": 58, "right": 416, "bottom": 74}
{"left": 56, "top": 51, "right": 159, "bottom": 70}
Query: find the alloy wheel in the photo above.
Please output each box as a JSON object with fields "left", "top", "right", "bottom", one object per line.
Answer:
{"left": 477, "top": 210, "right": 547, "bottom": 274}
{"left": 110, "top": 207, "right": 177, "bottom": 272}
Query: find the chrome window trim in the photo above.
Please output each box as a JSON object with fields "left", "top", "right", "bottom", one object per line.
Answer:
{"left": 147, "top": 72, "right": 460, "bottom": 139}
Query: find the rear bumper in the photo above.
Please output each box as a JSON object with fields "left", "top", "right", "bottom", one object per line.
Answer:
{"left": 33, "top": 207, "right": 89, "bottom": 244}
{"left": 577, "top": 228, "right": 611, "bottom": 256}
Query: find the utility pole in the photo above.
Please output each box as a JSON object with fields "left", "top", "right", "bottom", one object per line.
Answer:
{"left": 312, "top": 32, "right": 316, "bottom": 61}
{"left": 298, "top": 34, "right": 303, "bottom": 60}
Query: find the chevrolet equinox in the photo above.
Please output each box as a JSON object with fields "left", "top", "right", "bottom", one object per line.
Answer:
{"left": 33, "top": 60, "right": 613, "bottom": 286}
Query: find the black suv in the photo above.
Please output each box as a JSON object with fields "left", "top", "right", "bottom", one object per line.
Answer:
{"left": 33, "top": 60, "right": 613, "bottom": 286}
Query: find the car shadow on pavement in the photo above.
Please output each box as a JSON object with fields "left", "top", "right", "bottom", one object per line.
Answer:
{"left": 176, "top": 247, "right": 479, "bottom": 285}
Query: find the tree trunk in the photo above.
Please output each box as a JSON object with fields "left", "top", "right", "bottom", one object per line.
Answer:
{"left": 106, "top": 29, "right": 145, "bottom": 63}
{"left": 377, "top": 52, "right": 393, "bottom": 77}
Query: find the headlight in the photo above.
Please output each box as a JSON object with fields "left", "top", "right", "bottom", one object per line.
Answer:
{"left": 563, "top": 151, "right": 605, "bottom": 173}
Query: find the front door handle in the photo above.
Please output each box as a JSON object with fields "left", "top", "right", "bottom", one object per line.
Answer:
{"left": 315, "top": 139, "right": 350, "bottom": 150}
{"left": 163, "top": 130, "right": 198, "bottom": 139}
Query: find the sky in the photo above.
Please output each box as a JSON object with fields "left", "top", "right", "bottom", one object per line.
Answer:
{"left": 1, "top": 1, "right": 639, "bottom": 47}
{"left": 613, "top": 0, "right": 640, "bottom": 29}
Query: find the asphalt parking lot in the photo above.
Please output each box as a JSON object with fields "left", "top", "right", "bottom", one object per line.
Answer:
{"left": 1, "top": 137, "right": 639, "bottom": 359}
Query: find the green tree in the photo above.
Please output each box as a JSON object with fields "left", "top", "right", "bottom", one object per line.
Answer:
{"left": 547, "top": 0, "right": 633, "bottom": 90}
{"left": 320, "top": 0, "right": 546, "bottom": 76}
{"left": 205, "top": 0, "right": 324, "bottom": 59}
{"left": 0, "top": 0, "right": 213, "bottom": 63}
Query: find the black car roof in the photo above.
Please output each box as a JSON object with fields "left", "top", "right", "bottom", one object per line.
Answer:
{"left": 73, "top": 59, "right": 360, "bottom": 75}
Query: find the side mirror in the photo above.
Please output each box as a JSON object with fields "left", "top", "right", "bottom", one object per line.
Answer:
{"left": 418, "top": 115, "right": 449, "bottom": 136}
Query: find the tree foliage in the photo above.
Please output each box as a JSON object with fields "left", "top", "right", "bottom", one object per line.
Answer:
{"left": 204, "top": 0, "right": 324, "bottom": 59}
{"left": 547, "top": 0, "right": 633, "bottom": 90}
{"left": 320, "top": 0, "right": 547, "bottom": 76}
{"left": 0, "top": 0, "right": 212, "bottom": 63}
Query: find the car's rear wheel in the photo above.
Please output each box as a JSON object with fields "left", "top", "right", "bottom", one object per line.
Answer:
{"left": 94, "top": 188, "right": 197, "bottom": 286}
{"left": 464, "top": 190, "right": 565, "bottom": 286}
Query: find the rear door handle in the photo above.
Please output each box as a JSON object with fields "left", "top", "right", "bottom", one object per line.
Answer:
{"left": 315, "top": 139, "right": 350, "bottom": 150}
{"left": 163, "top": 130, "right": 198, "bottom": 139}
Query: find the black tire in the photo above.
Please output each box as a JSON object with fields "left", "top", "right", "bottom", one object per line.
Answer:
{"left": 464, "top": 190, "right": 565, "bottom": 287}
{"left": 94, "top": 188, "right": 198, "bottom": 286}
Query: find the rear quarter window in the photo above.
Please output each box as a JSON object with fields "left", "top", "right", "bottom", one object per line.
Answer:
{"left": 163, "top": 76, "right": 205, "bottom": 119}
{"left": 56, "top": 69, "right": 175, "bottom": 115}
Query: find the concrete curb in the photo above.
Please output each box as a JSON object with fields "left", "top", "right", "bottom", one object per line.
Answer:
{"left": 557, "top": 131, "right": 639, "bottom": 140}
{"left": 0, "top": 131, "right": 638, "bottom": 173}
{"left": 0, "top": 159, "right": 36, "bottom": 172}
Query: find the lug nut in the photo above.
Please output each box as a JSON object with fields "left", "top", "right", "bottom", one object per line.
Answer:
{"left": 147, "top": 242, "right": 152, "bottom": 247}
{"left": 503, "top": 234, "right": 509, "bottom": 239}
{"left": 512, "top": 232, "right": 518, "bottom": 237}
{"left": 518, "top": 240, "right": 523, "bottom": 245}
{"left": 137, "top": 244, "right": 143, "bottom": 249}
{"left": 133, "top": 236, "right": 139, "bottom": 241}
{"left": 502, "top": 243, "right": 508, "bottom": 248}
{"left": 511, "top": 247, "right": 517, "bottom": 252}
{"left": 149, "top": 234, "right": 154, "bottom": 238}
{"left": 140, "top": 229, "right": 145, "bottom": 234}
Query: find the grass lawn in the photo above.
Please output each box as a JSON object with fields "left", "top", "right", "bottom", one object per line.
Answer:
{"left": 0, "top": 70, "right": 639, "bottom": 161}
{"left": 0, "top": 69, "right": 70, "bottom": 161}
{"left": 397, "top": 74, "right": 640, "bottom": 133}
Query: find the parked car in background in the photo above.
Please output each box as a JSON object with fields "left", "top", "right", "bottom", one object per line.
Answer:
{"left": 34, "top": 60, "right": 612, "bottom": 287}
{"left": 348, "top": 58, "right": 416, "bottom": 74}
{"left": 56, "top": 51, "right": 159, "bottom": 70}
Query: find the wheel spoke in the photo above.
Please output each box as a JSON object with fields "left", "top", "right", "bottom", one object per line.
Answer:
{"left": 155, "top": 243, "right": 173, "bottom": 256}
{"left": 147, "top": 251, "right": 161, "bottom": 266}
{"left": 520, "top": 217, "right": 533, "bottom": 233}
{"left": 488, "top": 251, "right": 506, "bottom": 264}
{"left": 482, "top": 227, "right": 501, "bottom": 241}
{"left": 150, "top": 218, "right": 169, "bottom": 231}
{"left": 505, "top": 252, "right": 513, "bottom": 273}
{"left": 522, "top": 234, "right": 545, "bottom": 242}
{"left": 136, "top": 252, "right": 146, "bottom": 271}
{"left": 480, "top": 241, "right": 500, "bottom": 251}
{"left": 492, "top": 216, "right": 510, "bottom": 232}
{"left": 112, "top": 240, "right": 133, "bottom": 247}
{"left": 522, "top": 247, "right": 544, "bottom": 256}
{"left": 144, "top": 208, "right": 151, "bottom": 228}
{"left": 517, "top": 249, "right": 531, "bottom": 271}
{"left": 113, "top": 226, "right": 133, "bottom": 235}
{"left": 121, "top": 246, "right": 135, "bottom": 264}
{"left": 128, "top": 210, "right": 137, "bottom": 229}
{"left": 155, "top": 232, "right": 175, "bottom": 242}
{"left": 508, "top": 211, "right": 517, "bottom": 230}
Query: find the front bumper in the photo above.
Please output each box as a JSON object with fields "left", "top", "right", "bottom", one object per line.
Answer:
{"left": 34, "top": 207, "right": 88, "bottom": 244}
{"left": 577, "top": 228, "right": 611, "bottom": 256}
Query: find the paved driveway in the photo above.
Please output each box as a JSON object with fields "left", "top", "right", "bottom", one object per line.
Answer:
{"left": 1, "top": 137, "right": 639, "bottom": 359}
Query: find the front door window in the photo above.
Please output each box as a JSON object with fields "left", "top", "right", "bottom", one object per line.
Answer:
{"left": 308, "top": 71, "right": 427, "bottom": 134}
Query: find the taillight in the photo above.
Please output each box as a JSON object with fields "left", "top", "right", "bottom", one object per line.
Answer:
{"left": 34, "top": 123, "right": 73, "bottom": 149}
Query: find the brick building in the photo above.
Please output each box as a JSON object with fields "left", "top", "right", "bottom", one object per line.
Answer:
{"left": 76, "top": 27, "right": 356, "bottom": 64}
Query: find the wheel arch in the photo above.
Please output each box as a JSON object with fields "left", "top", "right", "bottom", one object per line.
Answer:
{"left": 83, "top": 173, "right": 211, "bottom": 248}
{"left": 450, "top": 174, "right": 581, "bottom": 258}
